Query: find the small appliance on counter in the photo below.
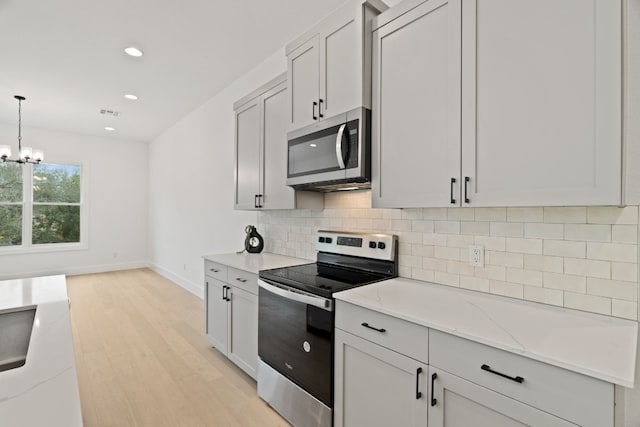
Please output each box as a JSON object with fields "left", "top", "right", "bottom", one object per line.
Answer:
{"left": 257, "top": 230, "right": 398, "bottom": 427}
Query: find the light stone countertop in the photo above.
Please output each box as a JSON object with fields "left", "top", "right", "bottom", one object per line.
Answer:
{"left": 335, "top": 276, "right": 638, "bottom": 388}
{"left": 0, "top": 275, "right": 82, "bottom": 426}
{"left": 203, "top": 252, "right": 312, "bottom": 275}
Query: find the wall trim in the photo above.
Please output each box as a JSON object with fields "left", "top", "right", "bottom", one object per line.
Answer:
{"left": 148, "top": 262, "right": 204, "bottom": 299}
{"left": 0, "top": 260, "right": 150, "bottom": 281}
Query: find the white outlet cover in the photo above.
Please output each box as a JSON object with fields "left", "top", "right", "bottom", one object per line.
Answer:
{"left": 469, "top": 245, "right": 484, "bottom": 267}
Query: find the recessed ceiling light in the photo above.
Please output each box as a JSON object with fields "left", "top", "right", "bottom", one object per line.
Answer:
{"left": 104, "top": 126, "right": 115, "bottom": 131}
{"left": 124, "top": 46, "right": 143, "bottom": 57}
{"left": 124, "top": 94, "right": 138, "bottom": 100}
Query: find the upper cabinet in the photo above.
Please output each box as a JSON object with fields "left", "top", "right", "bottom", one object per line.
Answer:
{"left": 372, "top": 0, "right": 622, "bottom": 208}
{"left": 286, "top": 0, "right": 388, "bottom": 132}
{"left": 234, "top": 74, "right": 322, "bottom": 210}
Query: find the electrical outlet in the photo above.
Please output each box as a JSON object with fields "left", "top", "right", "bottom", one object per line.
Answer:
{"left": 469, "top": 245, "right": 484, "bottom": 267}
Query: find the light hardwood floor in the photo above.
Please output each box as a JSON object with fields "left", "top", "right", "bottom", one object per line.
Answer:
{"left": 67, "top": 268, "right": 289, "bottom": 427}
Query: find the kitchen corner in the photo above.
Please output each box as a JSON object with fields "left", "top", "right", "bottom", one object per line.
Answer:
{"left": 0, "top": 275, "right": 82, "bottom": 426}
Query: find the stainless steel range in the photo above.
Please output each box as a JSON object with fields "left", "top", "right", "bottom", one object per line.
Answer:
{"left": 257, "top": 231, "right": 398, "bottom": 427}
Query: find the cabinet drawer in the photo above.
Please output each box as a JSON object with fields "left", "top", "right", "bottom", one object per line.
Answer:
{"left": 335, "top": 301, "right": 428, "bottom": 363}
{"left": 429, "top": 330, "right": 613, "bottom": 427}
{"left": 204, "top": 260, "right": 227, "bottom": 282}
{"left": 227, "top": 267, "right": 258, "bottom": 295}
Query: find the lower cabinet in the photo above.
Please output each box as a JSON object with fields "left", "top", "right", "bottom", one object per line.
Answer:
{"left": 428, "top": 368, "right": 576, "bottom": 427}
{"left": 334, "top": 328, "right": 428, "bottom": 427}
{"left": 205, "top": 261, "right": 258, "bottom": 379}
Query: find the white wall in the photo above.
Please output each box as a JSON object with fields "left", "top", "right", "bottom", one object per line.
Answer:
{"left": 0, "top": 124, "right": 148, "bottom": 278}
{"left": 147, "top": 49, "right": 289, "bottom": 295}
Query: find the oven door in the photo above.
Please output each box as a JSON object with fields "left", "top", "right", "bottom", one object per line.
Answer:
{"left": 258, "top": 279, "right": 333, "bottom": 407}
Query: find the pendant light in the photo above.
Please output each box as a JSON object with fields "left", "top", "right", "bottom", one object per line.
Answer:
{"left": 0, "top": 96, "right": 44, "bottom": 164}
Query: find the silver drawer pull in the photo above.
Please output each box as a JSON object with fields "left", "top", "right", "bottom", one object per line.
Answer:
{"left": 361, "top": 322, "right": 386, "bottom": 333}
{"left": 209, "top": 268, "right": 219, "bottom": 273}
{"left": 236, "top": 278, "right": 247, "bottom": 283}
{"left": 481, "top": 364, "right": 524, "bottom": 384}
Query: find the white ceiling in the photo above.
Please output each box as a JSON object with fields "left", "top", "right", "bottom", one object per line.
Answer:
{"left": 0, "top": 0, "right": 346, "bottom": 142}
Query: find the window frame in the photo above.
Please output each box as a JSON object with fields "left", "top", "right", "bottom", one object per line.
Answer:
{"left": 0, "top": 161, "right": 88, "bottom": 254}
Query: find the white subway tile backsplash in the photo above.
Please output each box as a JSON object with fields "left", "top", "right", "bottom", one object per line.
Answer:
{"left": 487, "top": 251, "right": 524, "bottom": 268}
{"left": 506, "top": 238, "right": 543, "bottom": 255}
{"left": 544, "top": 207, "right": 587, "bottom": 223}
{"left": 490, "top": 222, "right": 524, "bottom": 237}
{"left": 507, "top": 207, "right": 543, "bottom": 223}
{"left": 587, "top": 206, "right": 638, "bottom": 225}
{"left": 261, "top": 193, "right": 638, "bottom": 320}
{"left": 587, "top": 242, "right": 637, "bottom": 263}
{"left": 612, "top": 299, "right": 638, "bottom": 320}
{"left": 524, "top": 223, "right": 564, "bottom": 239}
{"left": 586, "top": 278, "right": 638, "bottom": 301}
{"left": 564, "top": 258, "right": 611, "bottom": 279}
{"left": 612, "top": 262, "right": 638, "bottom": 282}
{"left": 543, "top": 272, "right": 586, "bottom": 293}
{"left": 543, "top": 240, "right": 586, "bottom": 258}
{"left": 435, "top": 221, "right": 461, "bottom": 234}
{"left": 612, "top": 225, "right": 638, "bottom": 244}
{"left": 564, "top": 292, "right": 611, "bottom": 315}
{"left": 524, "top": 254, "right": 564, "bottom": 273}
{"left": 474, "top": 207, "right": 507, "bottom": 222}
{"left": 564, "top": 224, "right": 611, "bottom": 242}
{"left": 524, "top": 286, "right": 564, "bottom": 307}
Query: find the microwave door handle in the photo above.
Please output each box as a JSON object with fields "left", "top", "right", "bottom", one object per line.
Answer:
{"left": 335, "top": 123, "right": 347, "bottom": 169}
{"left": 259, "top": 280, "right": 332, "bottom": 311}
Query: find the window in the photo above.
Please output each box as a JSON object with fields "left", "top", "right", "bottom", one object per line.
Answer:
{"left": 0, "top": 162, "right": 84, "bottom": 251}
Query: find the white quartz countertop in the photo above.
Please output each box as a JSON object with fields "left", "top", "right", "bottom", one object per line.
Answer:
{"left": 0, "top": 275, "right": 82, "bottom": 426}
{"left": 335, "top": 277, "right": 638, "bottom": 388}
{"left": 203, "top": 252, "right": 311, "bottom": 275}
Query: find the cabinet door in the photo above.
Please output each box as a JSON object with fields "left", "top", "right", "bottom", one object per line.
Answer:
{"left": 234, "top": 98, "right": 261, "bottom": 209}
{"left": 205, "top": 278, "right": 228, "bottom": 356}
{"left": 461, "top": 0, "right": 622, "bottom": 206}
{"left": 261, "top": 81, "right": 295, "bottom": 210}
{"left": 429, "top": 368, "right": 577, "bottom": 427}
{"left": 319, "top": 13, "right": 360, "bottom": 120}
{"left": 372, "top": 0, "right": 462, "bottom": 208}
{"left": 227, "top": 286, "right": 258, "bottom": 379}
{"left": 287, "top": 36, "right": 320, "bottom": 131}
{"left": 334, "top": 329, "right": 428, "bottom": 427}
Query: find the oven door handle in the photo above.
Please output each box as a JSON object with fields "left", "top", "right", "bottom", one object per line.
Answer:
{"left": 258, "top": 279, "right": 333, "bottom": 311}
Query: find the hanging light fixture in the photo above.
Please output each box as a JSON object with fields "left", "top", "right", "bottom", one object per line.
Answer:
{"left": 0, "top": 95, "right": 44, "bottom": 164}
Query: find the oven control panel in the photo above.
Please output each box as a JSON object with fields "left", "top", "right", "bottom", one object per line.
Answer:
{"left": 316, "top": 230, "right": 397, "bottom": 261}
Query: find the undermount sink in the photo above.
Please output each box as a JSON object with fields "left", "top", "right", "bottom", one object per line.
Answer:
{"left": 0, "top": 306, "right": 36, "bottom": 372}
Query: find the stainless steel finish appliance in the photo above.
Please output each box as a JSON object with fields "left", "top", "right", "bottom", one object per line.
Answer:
{"left": 258, "top": 231, "right": 398, "bottom": 427}
{"left": 286, "top": 108, "right": 371, "bottom": 192}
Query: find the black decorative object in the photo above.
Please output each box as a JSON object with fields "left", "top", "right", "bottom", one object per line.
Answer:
{"left": 244, "top": 225, "right": 264, "bottom": 254}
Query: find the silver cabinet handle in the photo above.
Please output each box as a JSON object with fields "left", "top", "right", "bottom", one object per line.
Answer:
{"left": 236, "top": 277, "right": 247, "bottom": 283}
{"left": 209, "top": 268, "right": 219, "bottom": 273}
{"left": 259, "top": 279, "right": 332, "bottom": 311}
{"left": 335, "top": 123, "right": 347, "bottom": 169}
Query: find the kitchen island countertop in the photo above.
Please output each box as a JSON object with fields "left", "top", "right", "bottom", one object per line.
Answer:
{"left": 0, "top": 275, "right": 82, "bottom": 426}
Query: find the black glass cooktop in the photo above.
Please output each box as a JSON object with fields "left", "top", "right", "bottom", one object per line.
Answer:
{"left": 259, "top": 262, "right": 392, "bottom": 299}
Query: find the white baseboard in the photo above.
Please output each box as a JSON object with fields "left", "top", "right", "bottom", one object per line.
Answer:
{"left": 148, "top": 263, "right": 203, "bottom": 299}
{"left": 0, "top": 260, "right": 150, "bottom": 281}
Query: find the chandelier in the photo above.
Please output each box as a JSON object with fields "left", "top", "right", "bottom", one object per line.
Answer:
{"left": 0, "top": 95, "right": 44, "bottom": 164}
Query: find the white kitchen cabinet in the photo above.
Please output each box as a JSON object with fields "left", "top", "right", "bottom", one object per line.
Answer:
{"left": 204, "top": 261, "right": 259, "bottom": 379}
{"left": 286, "top": 0, "right": 387, "bottom": 132}
{"left": 372, "top": 0, "right": 622, "bottom": 208}
{"left": 234, "top": 73, "right": 322, "bottom": 210}
{"left": 334, "top": 328, "right": 428, "bottom": 427}
{"left": 428, "top": 368, "right": 576, "bottom": 427}
{"left": 371, "top": 0, "right": 461, "bottom": 208}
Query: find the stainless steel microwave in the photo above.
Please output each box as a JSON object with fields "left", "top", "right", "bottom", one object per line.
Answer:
{"left": 286, "top": 107, "right": 370, "bottom": 192}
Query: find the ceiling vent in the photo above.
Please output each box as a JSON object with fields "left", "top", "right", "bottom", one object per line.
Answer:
{"left": 100, "top": 109, "right": 120, "bottom": 117}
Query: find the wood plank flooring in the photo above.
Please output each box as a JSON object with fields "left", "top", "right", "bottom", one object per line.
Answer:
{"left": 67, "top": 268, "right": 289, "bottom": 427}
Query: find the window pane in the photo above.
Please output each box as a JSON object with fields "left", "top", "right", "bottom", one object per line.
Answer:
{"left": 32, "top": 205, "right": 80, "bottom": 244}
{"left": 0, "top": 163, "right": 23, "bottom": 203}
{"left": 0, "top": 205, "right": 22, "bottom": 246}
{"left": 33, "top": 163, "right": 81, "bottom": 203}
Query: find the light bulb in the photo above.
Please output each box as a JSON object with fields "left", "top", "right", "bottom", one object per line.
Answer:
{"left": 20, "top": 146, "right": 32, "bottom": 160}
{"left": 32, "top": 150, "right": 44, "bottom": 162}
{"left": 0, "top": 145, "right": 11, "bottom": 159}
